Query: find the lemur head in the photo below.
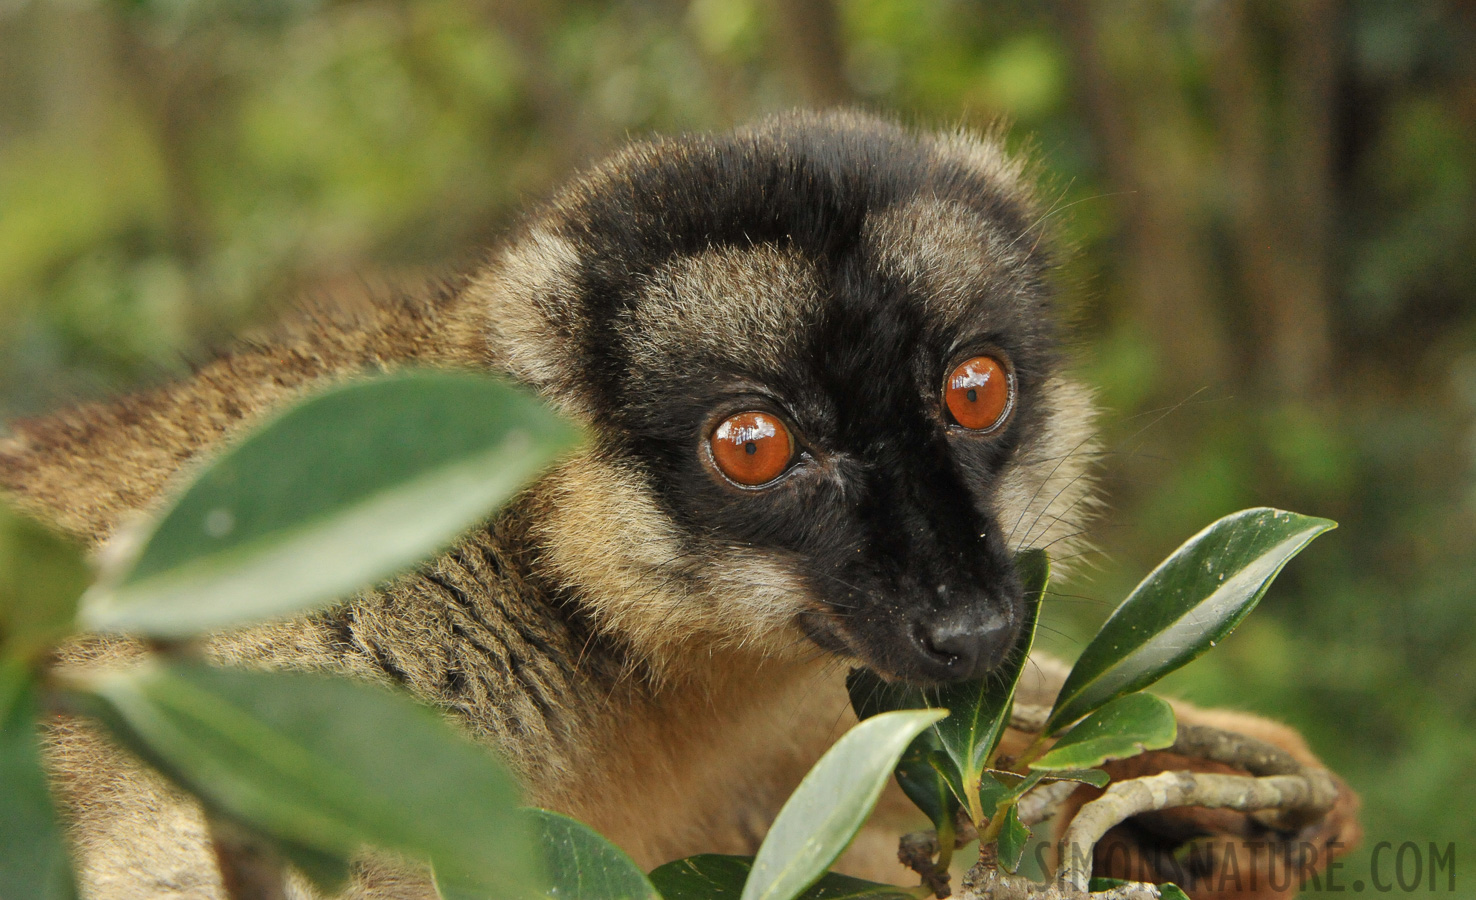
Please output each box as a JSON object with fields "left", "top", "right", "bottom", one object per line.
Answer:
{"left": 470, "top": 111, "right": 1096, "bottom": 686}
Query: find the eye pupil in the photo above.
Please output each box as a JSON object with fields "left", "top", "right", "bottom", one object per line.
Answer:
{"left": 944, "top": 356, "right": 1012, "bottom": 431}
{"left": 709, "top": 411, "right": 795, "bottom": 486}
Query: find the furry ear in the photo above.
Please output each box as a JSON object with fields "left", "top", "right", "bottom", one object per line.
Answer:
{"left": 466, "top": 224, "right": 596, "bottom": 420}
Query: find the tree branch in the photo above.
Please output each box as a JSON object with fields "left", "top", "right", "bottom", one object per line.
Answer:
{"left": 923, "top": 715, "right": 1345, "bottom": 898}
{"left": 1055, "top": 769, "right": 1339, "bottom": 893}
{"left": 967, "top": 865, "right": 1171, "bottom": 900}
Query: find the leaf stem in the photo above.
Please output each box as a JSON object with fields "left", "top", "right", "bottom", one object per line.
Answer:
{"left": 1016, "top": 731, "right": 1050, "bottom": 769}
{"left": 935, "top": 818, "right": 956, "bottom": 872}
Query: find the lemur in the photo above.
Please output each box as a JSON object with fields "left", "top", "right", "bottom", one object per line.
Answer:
{"left": 0, "top": 111, "right": 1357, "bottom": 899}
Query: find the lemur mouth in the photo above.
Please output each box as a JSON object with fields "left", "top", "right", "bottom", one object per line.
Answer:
{"left": 795, "top": 609, "right": 855, "bottom": 658}
{"left": 797, "top": 597, "right": 1020, "bottom": 685}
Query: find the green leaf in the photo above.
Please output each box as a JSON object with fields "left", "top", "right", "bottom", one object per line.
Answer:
{"left": 976, "top": 771, "right": 1011, "bottom": 821}
{"left": 892, "top": 730, "right": 960, "bottom": 836}
{"left": 0, "top": 658, "right": 77, "bottom": 900}
{"left": 526, "top": 808, "right": 659, "bottom": 900}
{"left": 1031, "top": 693, "right": 1176, "bottom": 772}
{"left": 844, "top": 669, "right": 958, "bottom": 835}
{"left": 1159, "top": 885, "right": 1192, "bottom": 900}
{"left": 741, "top": 709, "right": 946, "bottom": 900}
{"left": 73, "top": 662, "right": 537, "bottom": 895}
{"left": 926, "top": 548, "right": 1047, "bottom": 809}
{"left": 1033, "top": 769, "right": 1109, "bottom": 789}
{"left": 648, "top": 855, "right": 913, "bottom": 900}
{"left": 275, "top": 840, "right": 353, "bottom": 895}
{"left": 0, "top": 502, "right": 90, "bottom": 659}
{"left": 1088, "top": 877, "right": 1128, "bottom": 891}
{"left": 1045, "top": 509, "right": 1335, "bottom": 733}
{"left": 928, "top": 749, "right": 970, "bottom": 815}
{"left": 996, "top": 805, "right": 1029, "bottom": 874}
{"left": 80, "top": 372, "right": 578, "bottom": 637}
{"left": 647, "top": 855, "right": 748, "bottom": 900}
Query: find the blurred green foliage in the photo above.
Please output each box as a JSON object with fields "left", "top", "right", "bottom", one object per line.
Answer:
{"left": 2, "top": 0, "right": 1473, "bottom": 892}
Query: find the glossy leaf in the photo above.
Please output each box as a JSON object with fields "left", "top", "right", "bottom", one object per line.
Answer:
{"left": 527, "top": 808, "right": 659, "bottom": 900}
{"left": 276, "top": 840, "right": 353, "bottom": 895}
{"left": 648, "top": 855, "right": 913, "bottom": 900}
{"left": 976, "top": 771, "right": 1011, "bottom": 821}
{"left": 0, "top": 658, "right": 77, "bottom": 900}
{"left": 1031, "top": 693, "right": 1176, "bottom": 772}
{"left": 1160, "top": 885, "right": 1191, "bottom": 900}
{"left": 892, "top": 731, "right": 960, "bottom": 836}
{"left": 844, "top": 669, "right": 958, "bottom": 834}
{"left": 741, "top": 709, "right": 945, "bottom": 900}
{"left": 0, "top": 502, "right": 90, "bottom": 659}
{"left": 1046, "top": 509, "right": 1336, "bottom": 734}
{"left": 74, "top": 662, "right": 537, "bottom": 895}
{"left": 81, "top": 372, "right": 578, "bottom": 637}
{"left": 928, "top": 749, "right": 970, "bottom": 816}
{"left": 1034, "top": 768, "right": 1110, "bottom": 789}
{"left": 927, "top": 548, "right": 1047, "bottom": 813}
{"left": 996, "top": 805, "right": 1029, "bottom": 874}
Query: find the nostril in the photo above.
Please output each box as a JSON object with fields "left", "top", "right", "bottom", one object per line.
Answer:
{"left": 919, "top": 618, "right": 981, "bottom": 680}
{"left": 923, "top": 621, "right": 975, "bottom": 662}
{"left": 915, "top": 607, "right": 1015, "bottom": 680}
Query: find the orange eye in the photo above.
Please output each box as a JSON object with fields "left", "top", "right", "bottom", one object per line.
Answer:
{"left": 709, "top": 411, "right": 795, "bottom": 486}
{"left": 944, "top": 356, "right": 1012, "bottom": 431}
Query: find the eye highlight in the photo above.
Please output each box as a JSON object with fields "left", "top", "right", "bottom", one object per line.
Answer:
{"left": 709, "top": 411, "right": 795, "bottom": 487}
{"left": 944, "top": 355, "right": 1012, "bottom": 432}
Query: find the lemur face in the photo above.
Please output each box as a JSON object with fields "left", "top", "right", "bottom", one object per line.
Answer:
{"left": 477, "top": 112, "right": 1096, "bottom": 685}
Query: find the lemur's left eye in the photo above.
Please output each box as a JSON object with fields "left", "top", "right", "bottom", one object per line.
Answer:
{"left": 944, "top": 355, "right": 1013, "bottom": 431}
{"left": 709, "top": 412, "right": 794, "bottom": 487}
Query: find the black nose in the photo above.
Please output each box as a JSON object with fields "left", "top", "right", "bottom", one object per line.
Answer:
{"left": 916, "top": 605, "right": 1015, "bottom": 681}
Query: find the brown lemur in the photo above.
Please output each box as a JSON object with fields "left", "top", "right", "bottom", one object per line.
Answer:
{"left": 0, "top": 111, "right": 1356, "bottom": 899}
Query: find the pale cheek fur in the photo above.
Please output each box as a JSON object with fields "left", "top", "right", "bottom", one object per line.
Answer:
{"left": 533, "top": 452, "right": 813, "bottom": 681}
{"left": 993, "top": 375, "right": 1101, "bottom": 571}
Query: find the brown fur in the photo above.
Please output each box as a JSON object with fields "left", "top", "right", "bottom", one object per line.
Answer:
{"left": 0, "top": 115, "right": 1352, "bottom": 899}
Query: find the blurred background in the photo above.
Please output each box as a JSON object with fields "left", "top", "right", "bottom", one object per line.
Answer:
{"left": 1, "top": 0, "right": 1472, "bottom": 892}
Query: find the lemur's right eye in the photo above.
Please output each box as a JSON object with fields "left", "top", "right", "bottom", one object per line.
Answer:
{"left": 709, "top": 411, "right": 794, "bottom": 487}
{"left": 944, "top": 355, "right": 1012, "bottom": 432}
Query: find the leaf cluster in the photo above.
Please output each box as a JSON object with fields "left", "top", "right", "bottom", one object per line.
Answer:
{"left": 842, "top": 509, "right": 1334, "bottom": 890}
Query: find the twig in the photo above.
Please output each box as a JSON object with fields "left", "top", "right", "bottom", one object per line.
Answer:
{"left": 900, "top": 830, "right": 954, "bottom": 898}
{"left": 934, "top": 713, "right": 1343, "bottom": 896}
{"left": 1017, "top": 780, "right": 1081, "bottom": 827}
{"left": 964, "top": 865, "right": 1168, "bottom": 899}
{"left": 1055, "top": 769, "right": 1339, "bottom": 893}
{"left": 1169, "top": 722, "right": 1302, "bottom": 775}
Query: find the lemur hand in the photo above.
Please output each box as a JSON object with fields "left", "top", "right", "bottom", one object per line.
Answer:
{"left": 1057, "top": 705, "right": 1362, "bottom": 900}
